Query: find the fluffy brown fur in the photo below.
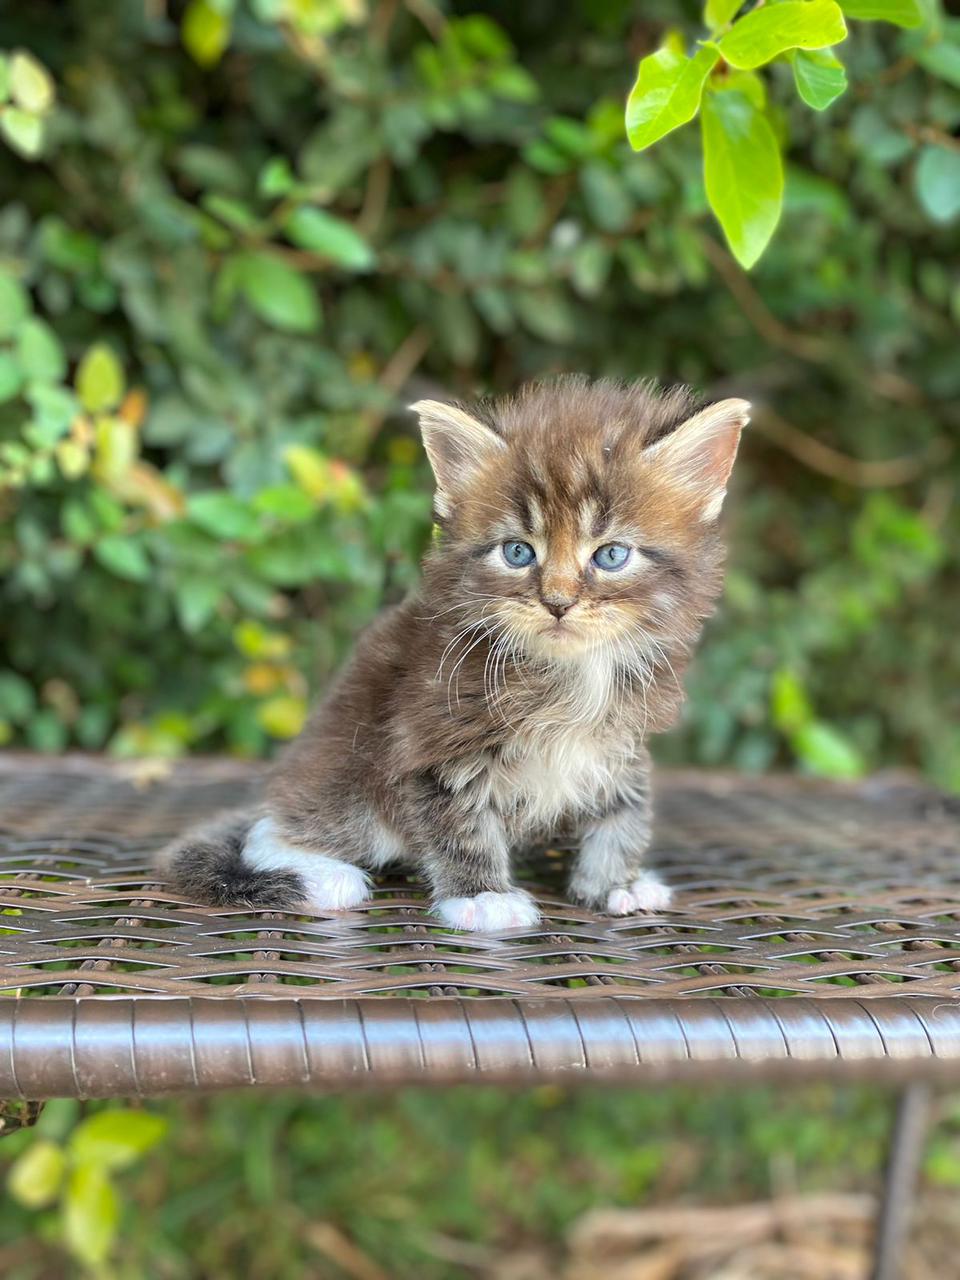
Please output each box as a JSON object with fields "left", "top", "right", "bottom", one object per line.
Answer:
{"left": 159, "top": 376, "right": 748, "bottom": 931}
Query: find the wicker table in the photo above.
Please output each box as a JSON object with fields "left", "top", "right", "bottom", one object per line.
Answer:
{"left": 1, "top": 753, "right": 957, "bottom": 1277}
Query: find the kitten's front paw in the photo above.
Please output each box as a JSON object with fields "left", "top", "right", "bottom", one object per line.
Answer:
{"left": 606, "top": 872, "right": 673, "bottom": 916}
{"left": 434, "top": 890, "right": 540, "bottom": 932}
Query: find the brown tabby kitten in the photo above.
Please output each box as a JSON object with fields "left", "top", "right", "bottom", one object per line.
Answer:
{"left": 159, "top": 377, "right": 748, "bottom": 931}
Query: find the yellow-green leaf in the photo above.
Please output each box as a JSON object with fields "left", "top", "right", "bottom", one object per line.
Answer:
{"left": 63, "top": 1165, "right": 119, "bottom": 1269}
{"left": 69, "top": 1110, "right": 168, "bottom": 1171}
{"left": 704, "top": 0, "right": 744, "bottom": 31}
{"left": 792, "top": 47, "right": 848, "bottom": 109}
{"left": 793, "top": 720, "right": 865, "bottom": 779}
{"left": 55, "top": 439, "right": 90, "bottom": 479}
{"left": 771, "top": 669, "right": 813, "bottom": 732}
{"left": 701, "top": 87, "right": 784, "bottom": 268}
{"left": 256, "top": 695, "right": 307, "bottom": 739}
{"left": 1, "top": 108, "right": 44, "bottom": 157}
{"left": 626, "top": 44, "right": 720, "bottom": 151}
{"left": 838, "top": 0, "right": 922, "bottom": 28}
{"left": 718, "top": 0, "right": 848, "bottom": 70}
{"left": 77, "top": 344, "right": 125, "bottom": 413}
{"left": 94, "top": 416, "right": 138, "bottom": 484}
{"left": 284, "top": 444, "right": 331, "bottom": 500}
{"left": 182, "top": 0, "right": 232, "bottom": 68}
{"left": 234, "top": 620, "right": 291, "bottom": 660}
{"left": 7, "top": 1140, "right": 66, "bottom": 1208}
{"left": 9, "top": 52, "right": 55, "bottom": 114}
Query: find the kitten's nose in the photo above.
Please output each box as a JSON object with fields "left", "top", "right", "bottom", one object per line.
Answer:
{"left": 543, "top": 597, "right": 576, "bottom": 619}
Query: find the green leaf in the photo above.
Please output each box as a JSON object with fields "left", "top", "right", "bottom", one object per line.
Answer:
{"left": 838, "top": 0, "right": 923, "bottom": 27}
{"left": 0, "top": 108, "right": 43, "bottom": 157}
{"left": 283, "top": 208, "right": 375, "bottom": 270}
{"left": 0, "top": 671, "right": 35, "bottom": 723}
{"left": 625, "top": 45, "right": 720, "bottom": 151}
{"left": 704, "top": 0, "right": 744, "bottom": 31}
{"left": 791, "top": 48, "right": 848, "bottom": 109}
{"left": 182, "top": 0, "right": 231, "bottom": 68}
{"left": 0, "top": 350, "right": 23, "bottom": 403}
{"left": 915, "top": 22, "right": 960, "bottom": 88}
{"left": 236, "top": 251, "right": 321, "bottom": 333}
{"left": 7, "top": 1140, "right": 66, "bottom": 1208}
{"left": 76, "top": 344, "right": 125, "bottom": 412}
{"left": 771, "top": 669, "right": 813, "bottom": 732}
{"left": 63, "top": 1164, "right": 119, "bottom": 1269}
{"left": 252, "top": 484, "right": 317, "bottom": 523}
{"left": 201, "top": 193, "right": 260, "bottom": 233}
{"left": 94, "top": 536, "right": 151, "bottom": 582}
{"left": 258, "top": 156, "right": 296, "bottom": 197}
{"left": 27, "top": 709, "right": 67, "bottom": 753}
{"left": 718, "top": 0, "right": 848, "bottom": 69}
{"left": 16, "top": 318, "right": 66, "bottom": 383}
{"left": 701, "top": 88, "right": 784, "bottom": 268}
{"left": 0, "top": 272, "right": 29, "bottom": 338}
{"left": 793, "top": 720, "right": 865, "bottom": 779}
{"left": 187, "top": 491, "right": 263, "bottom": 540}
{"left": 9, "top": 52, "right": 55, "bottom": 114}
{"left": 914, "top": 146, "right": 960, "bottom": 223}
{"left": 175, "top": 575, "right": 222, "bottom": 632}
{"left": 0, "top": 54, "right": 8, "bottom": 104}
{"left": 69, "top": 1110, "right": 168, "bottom": 1171}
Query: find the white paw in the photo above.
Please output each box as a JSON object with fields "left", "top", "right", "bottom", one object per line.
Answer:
{"left": 606, "top": 872, "right": 673, "bottom": 916}
{"left": 434, "top": 890, "right": 540, "bottom": 932}
{"left": 243, "top": 816, "right": 371, "bottom": 912}
{"left": 300, "top": 859, "right": 371, "bottom": 911}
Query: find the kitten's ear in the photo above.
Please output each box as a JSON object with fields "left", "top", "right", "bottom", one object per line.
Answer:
{"left": 410, "top": 399, "right": 505, "bottom": 517}
{"left": 643, "top": 398, "right": 750, "bottom": 521}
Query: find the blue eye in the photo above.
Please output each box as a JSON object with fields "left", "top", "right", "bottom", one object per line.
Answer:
{"left": 502, "top": 540, "right": 536, "bottom": 568}
{"left": 592, "top": 543, "right": 631, "bottom": 571}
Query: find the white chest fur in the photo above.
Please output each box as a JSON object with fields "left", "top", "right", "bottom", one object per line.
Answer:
{"left": 491, "top": 725, "right": 633, "bottom": 832}
{"left": 439, "top": 649, "right": 641, "bottom": 834}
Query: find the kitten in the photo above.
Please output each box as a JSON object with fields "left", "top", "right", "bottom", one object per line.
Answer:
{"left": 158, "top": 376, "right": 748, "bottom": 932}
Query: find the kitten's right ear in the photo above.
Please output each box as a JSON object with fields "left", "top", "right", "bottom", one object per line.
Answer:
{"left": 410, "top": 399, "right": 505, "bottom": 518}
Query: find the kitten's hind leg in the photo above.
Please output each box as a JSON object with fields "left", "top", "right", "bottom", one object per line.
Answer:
{"left": 568, "top": 790, "right": 673, "bottom": 916}
{"left": 158, "top": 811, "right": 307, "bottom": 910}
{"left": 242, "top": 815, "right": 372, "bottom": 912}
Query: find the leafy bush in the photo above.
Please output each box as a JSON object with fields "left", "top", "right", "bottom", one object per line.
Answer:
{"left": 0, "top": 1, "right": 957, "bottom": 786}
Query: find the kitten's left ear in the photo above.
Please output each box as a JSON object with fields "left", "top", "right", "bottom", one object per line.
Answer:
{"left": 410, "top": 399, "right": 505, "bottom": 517}
{"left": 643, "top": 398, "right": 750, "bottom": 521}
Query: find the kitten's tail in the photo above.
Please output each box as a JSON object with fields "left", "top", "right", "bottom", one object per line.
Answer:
{"left": 156, "top": 810, "right": 306, "bottom": 910}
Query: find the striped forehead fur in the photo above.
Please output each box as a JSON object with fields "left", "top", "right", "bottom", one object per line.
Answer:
{"left": 472, "top": 376, "right": 701, "bottom": 449}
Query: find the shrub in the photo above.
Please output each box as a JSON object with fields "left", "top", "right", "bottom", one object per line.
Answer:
{"left": 0, "top": 2, "right": 957, "bottom": 785}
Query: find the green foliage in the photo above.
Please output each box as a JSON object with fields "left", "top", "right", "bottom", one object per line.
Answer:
{"left": 0, "top": 1086, "right": 891, "bottom": 1277}
{"left": 625, "top": 0, "right": 940, "bottom": 265}
{"left": 0, "top": 1, "right": 957, "bottom": 786}
{"left": 6, "top": 1103, "right": 167, "bottom": 1271}
{"left": 701, "top": 84, "right": 784, "bottom": 268}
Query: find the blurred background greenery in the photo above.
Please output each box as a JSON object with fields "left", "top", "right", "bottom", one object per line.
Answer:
{"left": 0, "top": 0, "right": 957, "bottom": 786}
{"left": 1, "top": 3, "right": 960, "bottom": 1275}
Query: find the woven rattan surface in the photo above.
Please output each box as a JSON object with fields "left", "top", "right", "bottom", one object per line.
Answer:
{"left": 1, "top": 754, "right": 958, "bottom": 1001}
{"left": 1, "top": 753, "right": 959, "bottom": 1095}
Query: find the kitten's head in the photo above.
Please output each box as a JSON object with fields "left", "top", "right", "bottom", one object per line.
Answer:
{"left": 411, "top": 376, "right": 748, "bottom": 667}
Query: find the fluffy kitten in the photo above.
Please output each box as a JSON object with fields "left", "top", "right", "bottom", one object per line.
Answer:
{"left": 159, "top": 377, "right": 748, "bottom": 931}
